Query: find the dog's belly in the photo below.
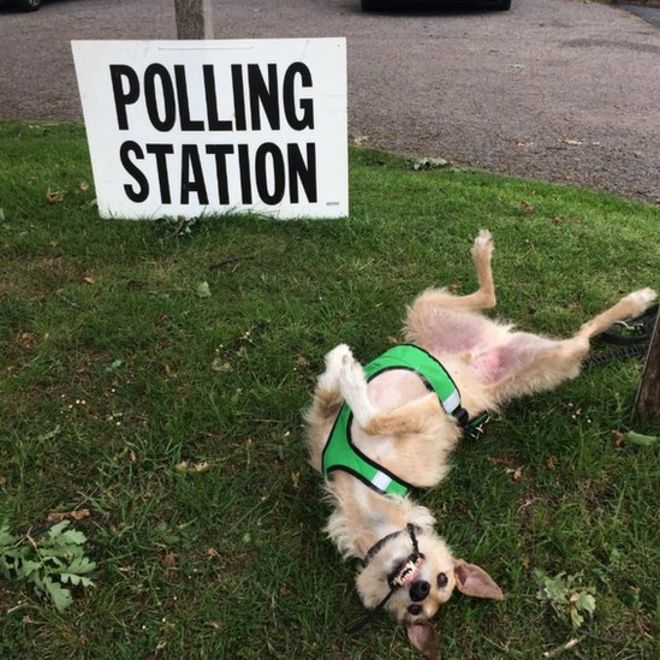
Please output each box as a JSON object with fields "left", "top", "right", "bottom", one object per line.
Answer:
{"left": 366, "top": 369, "right": 429, "bottom": 412}
{"left": 413, "top": 308, "right": 514, "bottom": 358}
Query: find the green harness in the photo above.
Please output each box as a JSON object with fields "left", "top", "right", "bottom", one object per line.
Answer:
{"left": 322, "top": 344, "right": 479, "bottom": 497}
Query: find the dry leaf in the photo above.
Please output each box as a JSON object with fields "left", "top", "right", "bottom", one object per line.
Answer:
{"left": 176, "top": 460, "right": 209, "bottom": 473}
{"left": 18, "top": 332, "right": 35, "bottom": 348}
{"left": 506, "top": 466, "right": 523, "bottom": 481}
{"left": 46, "top": 187, "right": 65, "bottom": 204}
{"left": 520, "top": 200, "right": 535, "bottom": 214}
{"left": 290, "top": 471, "right": 300, "bottom": 489}
{"left": 78, "top": 181, "right": 90, "bottom": 192}
{"left": 82, "top": 275, "right": 95, "bottom": 284}
{"left": 162, "top": 552, "right": 177, "bottom": 569}
{"left": 46, "top": 508, "right": 91, "bottom": 523}
{"left": 546, "top": 456, "right": 557, "bottom": 471}
{"left": 205, "top": 621, "right": 224, "bottom": 630}
{"left": 211, "top": 358, "right": 232, "bottom": 373}
{"left": 295, "top": 355, "right": 309, "bottom": 367}
{"left": 205, "top": 547, "right": 220, "bottom": 560}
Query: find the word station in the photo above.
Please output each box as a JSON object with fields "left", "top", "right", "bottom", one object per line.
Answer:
{"left": 110, "top": 62, "right": 318, "bottom": 207}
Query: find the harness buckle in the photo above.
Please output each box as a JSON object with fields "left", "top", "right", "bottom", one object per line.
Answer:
{"left": 465, "top": 412, "right": 491, "bottom": 440}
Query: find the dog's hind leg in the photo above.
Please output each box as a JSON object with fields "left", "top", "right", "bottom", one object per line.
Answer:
{"left": 407, "top": 229, "right": 496, "bottom": 319}
{"left": 576, "top": 288, "right": 657, "bottom": 340}
{"left": 481, "top": 288, "right": 657, "bottom": 403}
{"left": 405, "top": 230, "right": 500, "bottom": 353}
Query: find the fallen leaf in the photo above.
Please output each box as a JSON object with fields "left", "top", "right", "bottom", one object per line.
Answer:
{"left": 506, "top": 466, "right": 523, "bottom": 481}
{"left": 18, "top": 332, "right": 35, "bottom": 349}
{"left": 46, "top": 508, "right": 91, "bottom": 523}
{"left": 82, "top": 275, "right": 95, "bottom": 284}
{"left": 175, "top": 461, "right": 189, "bottom": 472}
{"left": 205, "top": 547, "right": 220, "bottom": 560}
{"left": 295, "top": 355, "right": 309, "bottom": 367}
{"left": 196, "top": 281, "right": 211, "bottom": 298}
{"left": 520, "top": 200, "right": 535, "bottom": 214}
{"left": 290, "top": 471, "right": 300, "bottom": 489}
{"left": 205, "top": 621, "right": 224, "bottom": 629}
{"left": 410, "top": 157, "right": 450, "bottom": 171}
{"left": 193, "top": 461, "right": 210, "bottom": 473}
{"left": 211, "top": 358, "right": 232, "bottom": 373}
{"left": 162, "top": 552, "right": 177, "bottom": 569}
{"left": 46, "top": 187, "right": 65, "bottom": 203}
{"left": 546, "top": 456, "right": 557, "bottom": 471}
{"left": 78, "top": 181, "right": 90, "bottom": 192}
{"left": 279, "top": 583, "right": 292, "bottom": 596}
{"left": 623, "top": 430, "right": 658, "bottom": 447}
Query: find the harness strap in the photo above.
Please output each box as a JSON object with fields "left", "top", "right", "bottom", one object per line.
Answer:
{"left": 322, "top": 345, "right": 489, "bottom": 496}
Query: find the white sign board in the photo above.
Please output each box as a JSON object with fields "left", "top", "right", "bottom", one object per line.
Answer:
{"left": 71, "top": 39, "right": 348, "bottom": 220}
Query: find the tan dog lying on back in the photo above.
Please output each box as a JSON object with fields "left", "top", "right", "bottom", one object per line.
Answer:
{"left": 304, "top": 230, "right": 656, "bottom": 658}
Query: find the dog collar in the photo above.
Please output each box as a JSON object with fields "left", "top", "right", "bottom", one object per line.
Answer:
{"left": 361, "top": 523, "right": 423, "bottom": 569}
{"left": 348, "top": 523, "right": 423, "bottom": 635}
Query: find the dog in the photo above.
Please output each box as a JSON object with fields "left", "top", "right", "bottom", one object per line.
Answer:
{"left": 304, "top": 230, "right": 656, "bottom": 658}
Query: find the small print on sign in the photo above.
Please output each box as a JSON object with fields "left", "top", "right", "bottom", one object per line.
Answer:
{"left": 72, "top": 39, "right": 348, "bottom": 220}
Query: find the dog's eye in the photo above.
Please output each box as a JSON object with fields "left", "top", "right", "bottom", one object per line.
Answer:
{"left": 408, "top": 604, "right": 422, "bottom": 616}
{"left": 437, "top": 572, "right": 448, "bottom": 588}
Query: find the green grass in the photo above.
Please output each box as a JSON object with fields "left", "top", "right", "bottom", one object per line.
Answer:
{"left": 0, "top": 121, "right": 659, "bottom": 659}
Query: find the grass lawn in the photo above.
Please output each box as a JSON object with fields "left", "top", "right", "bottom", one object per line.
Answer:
{"left": 0, "top": 121, "right": 658, "bottom": 659}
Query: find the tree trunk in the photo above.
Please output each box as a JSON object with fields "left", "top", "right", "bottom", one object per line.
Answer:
{"left": 632, "top": 308, "right": 660, "bottom": 424}
{"left": 174, "top": 0, "right": 214, "bottom": 39}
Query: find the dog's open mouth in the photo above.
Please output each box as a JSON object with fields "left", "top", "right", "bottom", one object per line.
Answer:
{"left": 389, "top": 555, "right": 424, "bottom": 588}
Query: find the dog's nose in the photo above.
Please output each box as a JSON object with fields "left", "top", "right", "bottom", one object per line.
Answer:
{"left": 409, "top": 580, "right": 430, "bottom": 602}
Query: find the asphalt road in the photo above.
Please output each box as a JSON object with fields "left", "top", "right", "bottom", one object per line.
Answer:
{"left": 1, "top": 0, "right": 659, "bottom": 203}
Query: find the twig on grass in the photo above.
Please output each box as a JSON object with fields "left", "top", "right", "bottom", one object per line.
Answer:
{"left": 55, "top": 290, "right": 80, "bottom": 309}
{"left": 209, "top": 254, "right": 256, "bottom": 270}
{"left": 542, "top": 637, "right": 581, "bottom": 658}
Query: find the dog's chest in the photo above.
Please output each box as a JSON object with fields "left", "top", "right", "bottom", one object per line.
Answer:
{"left": 365, "top": 369, "right": 429, "bottom": 412}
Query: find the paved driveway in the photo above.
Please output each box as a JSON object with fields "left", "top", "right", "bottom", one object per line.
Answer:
{"left": 1, "top": 0, "right": 658, "bottom": 203}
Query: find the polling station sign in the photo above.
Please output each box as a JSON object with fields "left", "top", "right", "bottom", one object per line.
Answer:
{"left": 71, "top": 39, "right": 348, "bottom": 220}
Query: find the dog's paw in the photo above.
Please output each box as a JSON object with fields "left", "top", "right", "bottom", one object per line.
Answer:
{"left": 626, "top": 288, "right": 657, "bottom": 315}
{"left": 325, "top": 343, "right": 353, "bottom": 373}
{"left": 471, "top": 229, "right": 494, "bottom": 260}
{"left": 318, "top": 344, "right": 353, "bottom": 392}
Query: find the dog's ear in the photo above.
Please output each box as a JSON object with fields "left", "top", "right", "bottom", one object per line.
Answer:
{"left": 406, "top": 621, "right": 440, "bottom": 659}
{"left": 453, "top": 559, "right": 504, "bottom": 600}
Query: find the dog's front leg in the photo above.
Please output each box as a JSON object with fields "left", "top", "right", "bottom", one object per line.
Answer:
{"left": 338, "top": 348, "right": 377, "bottom": 428}
{"left": 339, "top": 350, "right": 440, "bottom": 436}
